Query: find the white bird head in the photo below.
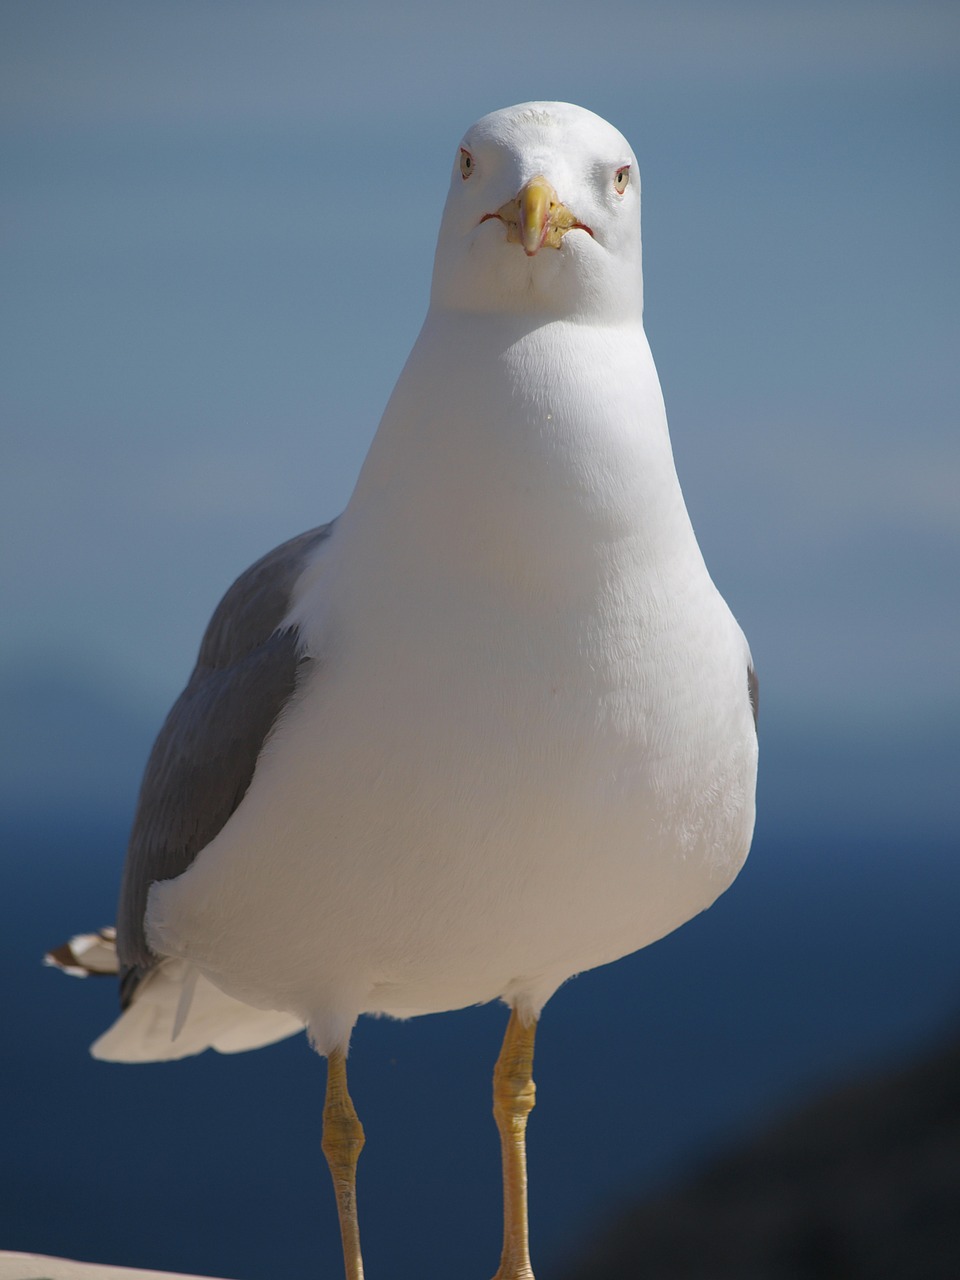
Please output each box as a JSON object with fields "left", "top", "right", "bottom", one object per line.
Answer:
{"left": 430, "top": 102, "right": 644, "bottom": 324}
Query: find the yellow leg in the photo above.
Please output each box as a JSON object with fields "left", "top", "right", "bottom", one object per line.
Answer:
{"left": 492, "top": 1007, "right": 538, "bottom": 1280}
{"left": 321, "top": 1048, "right": 366, "bottom": 1280}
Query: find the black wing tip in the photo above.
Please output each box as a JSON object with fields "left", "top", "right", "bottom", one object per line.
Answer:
{"left": 43, "top": 926, "right": 118, "bottom": 977}
{"left": 747, "top": 664, "right": 759, "bottom": 732}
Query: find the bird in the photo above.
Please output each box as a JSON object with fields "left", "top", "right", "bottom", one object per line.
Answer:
{"left": 48, "top": 101, "right": 759, "bottom": 1280}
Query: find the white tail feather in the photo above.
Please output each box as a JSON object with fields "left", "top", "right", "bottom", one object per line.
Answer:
{"left": 171, "top": 965, "right": 199, "bottom": 1041}
{"left": 90, "top": 959, "right": 303, "bottom": 1062}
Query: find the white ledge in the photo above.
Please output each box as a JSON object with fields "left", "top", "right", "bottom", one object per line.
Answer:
{"left": 0, "top": 1254, "right": 229, "bottom": 1280}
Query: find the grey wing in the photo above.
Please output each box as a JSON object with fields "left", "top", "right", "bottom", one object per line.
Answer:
{"left": 747, "top": 663, "right": 759, "bottom": 732}
{"left": 116, "top": 522, "right": 334, "bottom": 1007}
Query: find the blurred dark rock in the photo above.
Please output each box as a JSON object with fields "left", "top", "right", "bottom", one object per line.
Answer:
{"left": 560, "top": 1033, "right": 960, "bottom": 1280}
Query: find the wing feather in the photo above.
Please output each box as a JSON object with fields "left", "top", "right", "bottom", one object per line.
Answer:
{"left": 116, "top": 523, "right": 333, "bottom": 1005}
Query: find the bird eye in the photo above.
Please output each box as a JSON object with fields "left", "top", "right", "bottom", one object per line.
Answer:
{"left": 614, "top": 166, "right": 630, "bottom": 195}
{"left": 459, "top": 148, "right": 475, "bottom": 180}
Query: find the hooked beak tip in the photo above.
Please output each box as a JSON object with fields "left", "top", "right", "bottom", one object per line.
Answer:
{"left": 518, "top": 175, "right": 555, "bottom": 257}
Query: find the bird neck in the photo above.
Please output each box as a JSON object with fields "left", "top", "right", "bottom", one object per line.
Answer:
{"left": 338, "top": 309, "right": 700, "bottom": 597}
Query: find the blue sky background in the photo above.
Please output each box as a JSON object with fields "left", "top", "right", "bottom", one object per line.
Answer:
{"left": 3, "top": 0, "right": 957, "bottom": 752}
{"left": 2, "top": 3, "right": 959, "bottom": 1276}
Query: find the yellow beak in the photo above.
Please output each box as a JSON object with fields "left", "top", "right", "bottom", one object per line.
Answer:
{"left": 488, "top": 175, "right": 584, "bottom": 256}
{"left": 518, "top": 175, "right": 556, "bottom": 256}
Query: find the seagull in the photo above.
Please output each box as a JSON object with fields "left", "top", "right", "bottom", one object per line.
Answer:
{"left": 49, "top": 102, "right": 758, "bottom": 1280}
